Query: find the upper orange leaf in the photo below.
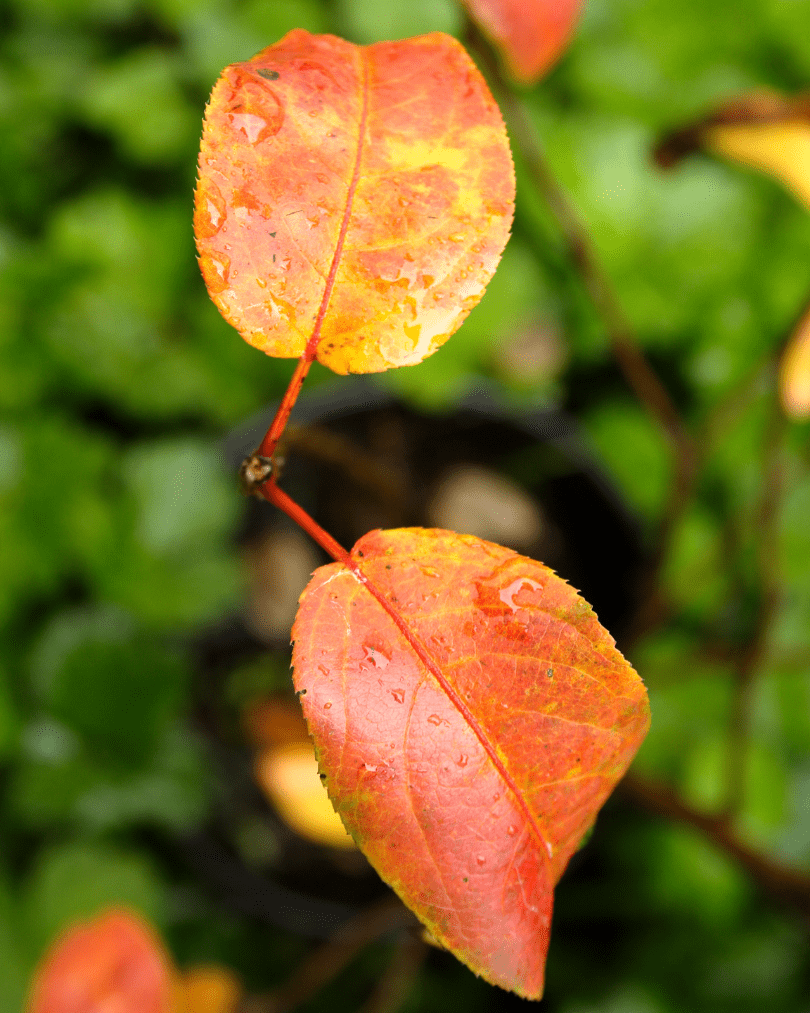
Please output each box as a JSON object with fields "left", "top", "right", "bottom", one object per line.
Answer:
{"left": 26, "top": 908, "right": 173, "bottom": 1013}
{"left": 291, "top": 528, "right": 650, "bottom": 998}
{"left": 463, "top": 0, "right": 581, "bottom": 84}
{"left": 195, "top": 30, "right": 515, "bottom": 374}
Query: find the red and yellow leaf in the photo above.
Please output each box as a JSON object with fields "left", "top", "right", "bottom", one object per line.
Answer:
{"left": 291, "top": 528, "right": 650, "bottom": 998}
{"left": 195, "top": 30, "right": 514, "bottom": 374}
{"left": 463, "top": 0, "right": 581, "bottom": 84}
{"left": 26, "top": 909, "right": 173, "bottom": 1013}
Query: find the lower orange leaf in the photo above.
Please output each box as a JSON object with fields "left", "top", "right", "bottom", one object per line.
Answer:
{"left": 26, "top": 909, "right": 173, "bottom": 1013}
{"left": 291, "top": 528, "right": 650, "bottom": 998}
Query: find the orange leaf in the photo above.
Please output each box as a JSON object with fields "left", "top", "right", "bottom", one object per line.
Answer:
{"left": 780, "top": 303, "right": 810, "bottom": 420}
{"left": 26, "top": 908, "right": 173, "bottom": 1013}
{"left": 291, "top": 528, "right": 650, "bottom": 998}
{"left": 463, "top": 0, "right": 581, "bottom": 83}
{"left": 195, "top": 30, "right": 514, "bottom": 374}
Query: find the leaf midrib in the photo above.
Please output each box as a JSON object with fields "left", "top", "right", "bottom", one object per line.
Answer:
{"left": 347, "top": 555, "right": 554, "bottom": 872}
{"left": 303, "top": 47, "right": 370, "bottom": 361}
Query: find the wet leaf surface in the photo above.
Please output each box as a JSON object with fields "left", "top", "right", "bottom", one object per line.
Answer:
{"left": 291, "top": 528, "right": 650, "bottom": 997}
{"left": 195, "top": 30, "right": 514, "bottom": 374}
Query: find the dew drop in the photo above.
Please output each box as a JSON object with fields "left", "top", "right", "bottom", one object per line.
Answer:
{"left": 317, "top": 665, "right": 329, "bottom": 676}
{"left": 493, "top": 793, "right": 500, "bottom": 802}
{"left": 226, "top": 74, "right": 284, "bottom": 143}
{"left": 427, "top": 714, "right": 442, "bottom": 726}
{"left": 256, "top": 277, "right": 267, "bottom": 288}
{"left": 507, "top": 825, "right": 517, "bottom": 836}
{"left": 230, "top": 112, "right": 272, "bottom": 144}
{"left": 456, "top": 753, "right": 468, "bottom": 767}
{"left": 391, "top": 688, "right": 405, "bottom": 704}
{"left": 499, "top": 578, "right": 544, "bottom": 613}
{"left": 360, "top": 643, "right": 391, "bottom": 670}
{"left": 364, "top": 763, "right": 377, "bottom": 773}
{"left": 196, "top": 179, "right": 227, "bottom": 239}
{"left": 323, "top": 702, "right": 332, "bottom": 710}
{"left": 476, "top": 855, "right": 486, "bottom": 866}
{"left": 204, "top": 253, "right": 231, "bottom": 294}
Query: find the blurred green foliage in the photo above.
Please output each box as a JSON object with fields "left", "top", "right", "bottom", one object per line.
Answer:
{"left": 0, "top": 0, "right": 809, "bottom": 1010}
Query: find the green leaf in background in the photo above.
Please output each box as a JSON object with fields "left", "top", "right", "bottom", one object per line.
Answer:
{"left": 80, "top": 47, "right": 198, "bottom": 164}
{"left": 337, "top": 0, "right": 460, "bottom": 44}
{"left": 0, "top": 870, "right": 27, "bottom": 1013}
{"left": 22, "top": 841, "right": 165, "bottom": 961}
{"left": 584, "top": 399, "right": 672, "bottom": 523}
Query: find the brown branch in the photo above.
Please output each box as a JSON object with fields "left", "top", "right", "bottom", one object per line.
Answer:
{"left": 723, "top": 397, "right": 786, "bottom": 815}
{"left": 280, "top": 423, "right": 407, "bottom": 510}
{"left": 238, "top": 895, "right": 419, "bottom": 1013}
{"left": 357, "top": 930, "right": 429, "bottom": 1013}
{"left": 463, "top": 20, "right": 694, "bottom": 470}
{"left": 623, "top": 773, "right": 810, "bottom": 917}
{"left": 463, "top": 18, "right": 698, "bottom": 650}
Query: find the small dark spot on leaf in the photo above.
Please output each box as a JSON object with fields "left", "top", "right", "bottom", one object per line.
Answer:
{"left": 546, "top": 667, "right": 554, "bottom": 678}
{"left": 463, "top": 877, "right": 468, "bottom": 883}
{"left": 272, "top": 254, "right": 276, "bottom": 262}
{"left": 258, "top": 69, "right": 280, "bottom": 80}
{"left": 385, "top": 564, "right": 392, "bottom": 570}
{"left": 269, "top": 231, "right": 276, "bottom": 237}
{"left": 296, "top": 688, "right": 307, "bottom": 696}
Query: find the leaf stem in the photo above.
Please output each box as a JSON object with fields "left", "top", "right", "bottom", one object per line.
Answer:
{"left": 257, "top": 49, "right": 370, "bottom": 460}
{"left": 260, "top": 479, "right": 351, "bottom": 565}
{"left": 258, "top": 352, "right": 317, "bottom": 459}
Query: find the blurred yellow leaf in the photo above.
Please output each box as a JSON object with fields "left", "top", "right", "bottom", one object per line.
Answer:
{"left": 255, "top": 741, "right": 357, "bottom": 850}
{"left": 243, "top": 697, "right": 310, "bottom": 749}
{"left": 656, "top": 91, "right": 810, "bottom": 212}
{"left": 705, "top": 120, "right": 810, "bottom": 212}
{"left": 780, "top": 305, "right": 810, "bottom": 420}
{"left": 172, "top": 966, "right": 242, "bottom": 1013}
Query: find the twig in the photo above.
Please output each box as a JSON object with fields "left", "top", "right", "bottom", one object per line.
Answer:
{"left": 463, "top": 20, "right": 694, "bottom": 466}
{"left": 623, "top": 773, "right": 810, "bottom": 917}
{"left": 357, "top": 930, "right": 429, "bottom": 1013}
{"left": 463, "top": 18, "right": 698, "bottom": 646}
{"left": 723, "top": 395, "right": 786, "bottom": 815}
{"left": 280, "top": 423, "right": 408, "bottom": 510}
{"left": 239, "top": 895, "right": 419, "bottom": 1013}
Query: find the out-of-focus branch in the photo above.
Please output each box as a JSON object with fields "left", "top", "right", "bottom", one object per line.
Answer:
{"left": 723, "top": 397, "right": 786, "bottom": 815}
{"left": 239, "top": 895, "right": 419, "bottom": 1013}
{"left": 279, "top": 423, "right": 408, "bottom": 510}
{"left": 463, "top": 18, "right": 698, "bottom": 647}
{"left": 463, "top": 19, "right": 695, "bottom": 470}
{"left": 357, "top": 930, "right": 429, "bottom": 1013}
{"left": 623, "top": 773, "right": 810, "bottom": 917}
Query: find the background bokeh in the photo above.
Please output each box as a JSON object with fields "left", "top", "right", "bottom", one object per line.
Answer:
{"left": 1, "top": 0, "right": 809, "bottom": 1010}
